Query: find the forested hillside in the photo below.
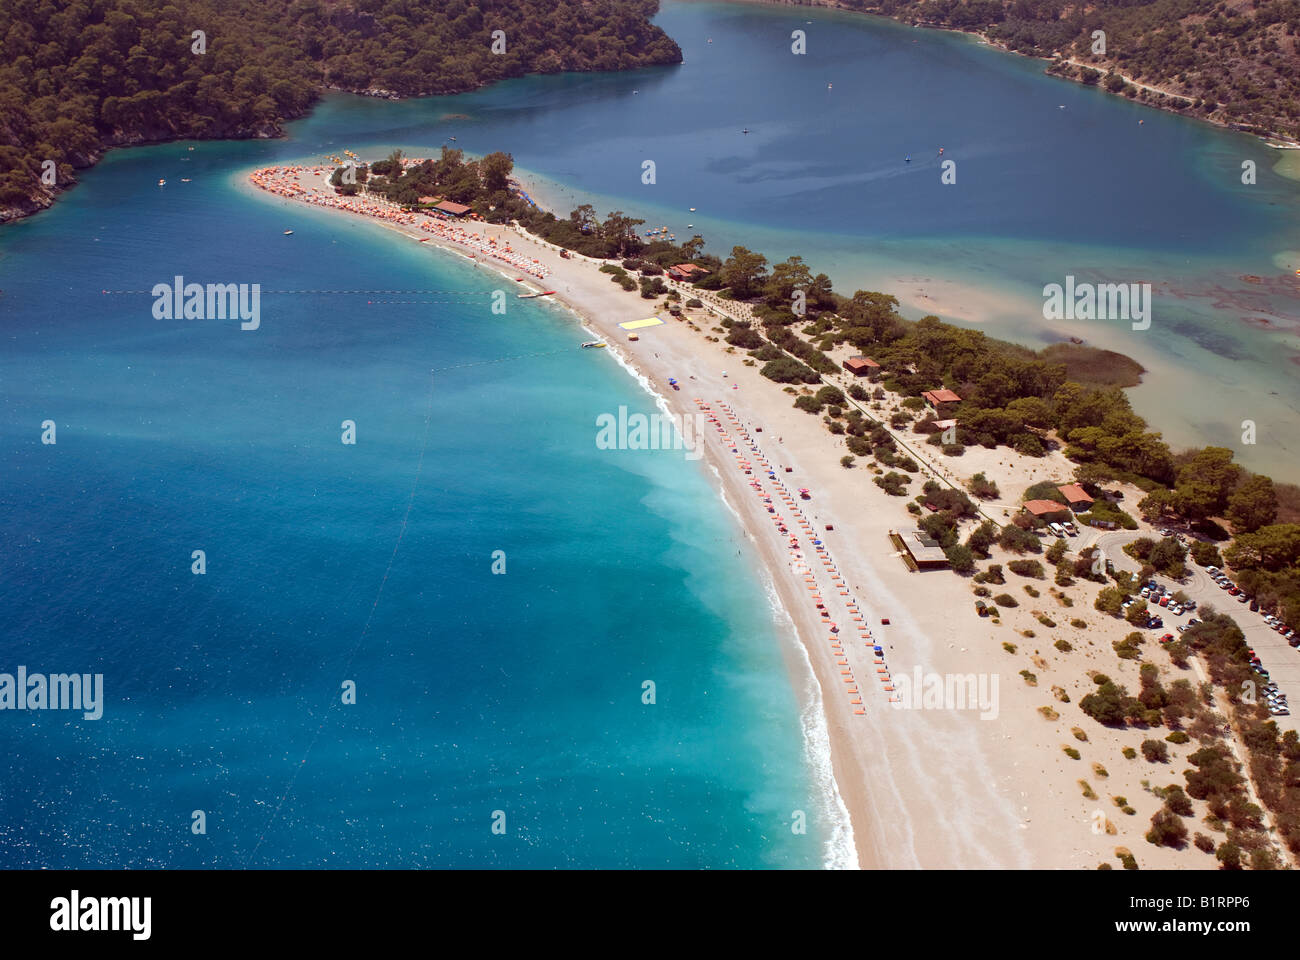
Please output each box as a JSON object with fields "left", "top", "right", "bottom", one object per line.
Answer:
{"left": 840, "top": 0, "right": 1300, "bottom": 140}
{"left": 0, "top": 0, "right": 681, "bottom": 219}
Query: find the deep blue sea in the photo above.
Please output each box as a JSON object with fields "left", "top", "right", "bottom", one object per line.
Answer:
{"left": 2, "top": 0, "right": 1298, "bottom": 869}
{"left": 0, "top": 140, "right": 842, "bottom": 868}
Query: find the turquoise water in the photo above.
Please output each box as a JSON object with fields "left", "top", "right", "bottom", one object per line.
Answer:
{"left": 4, "top": 0, "right": 1300, "bottom": 870}
{"left": 279, "top": 0, "right": 1300, "bottom": 475}
{"left": 0, "top": 139, "right": 835, "bottom": 867}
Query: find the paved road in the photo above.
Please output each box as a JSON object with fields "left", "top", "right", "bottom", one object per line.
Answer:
{"left": 1084, "top": 529, "right": 1299, "bottom": 733}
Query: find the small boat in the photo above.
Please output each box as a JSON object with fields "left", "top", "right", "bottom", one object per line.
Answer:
{"left": 938, "top": 147, "right": 944, "bottom": 155}
{"left": 157, "top": 178, "right": 166, "bottom": 186}
{"left": 689, "top": 207, "right": 696, "bottom": 212}
{"left": 517, "top": 290, "right": 557, "bottom": 299}
{"left": 742, "top": 128, "right": 750, "bottom": 134}
{"left": 904, "top": 156, "right": 911, "bottom": 163}
{"left": 828, "top": 83, "right": 833, "bottom": 90}
{"left": 283, "top": 230, "right": 293, "bottom": 236}
{"left": 580, "top": 340, "right": 606, "bottom": 349}
{"left": 180, "top": 178, "right": 191, "bottom": 182}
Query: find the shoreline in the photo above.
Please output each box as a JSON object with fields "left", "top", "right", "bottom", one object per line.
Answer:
{"left": 241, "top": 162, "right": 886, "bottom": 866}
{"left": 734, "top": 0, "right": 1300, "bottom": 148}
{"left": 241, "top": 160, "right": 1237, "bottom": 871}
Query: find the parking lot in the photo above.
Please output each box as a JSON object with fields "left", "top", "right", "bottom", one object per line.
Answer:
{"left": 1089, "top": 529, "right": 1299, "bottom": 734}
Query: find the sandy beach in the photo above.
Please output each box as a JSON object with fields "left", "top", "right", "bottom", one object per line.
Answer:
{"left": 242, "top": 161, "right": 1248, "bottom": 870}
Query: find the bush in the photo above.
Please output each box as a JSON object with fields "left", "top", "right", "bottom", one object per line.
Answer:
{"left": 1141, "top": 739, "right": 1169, "bottom": 763}
{"left": 875, "top": 472, "right": 909, "bottom": 496}
{"left": 725, "top": 323, "right": 765, "bottom": 349}
{"left": 1113, "top": 633, "right": 1143, "bottom": 660}
{"left": 968, "top": 472, "right": 1000, "bottom": 499}
{"left": 1146, "top": 808, "right": 1189, "bottom": 848}
{"left": 945, "top": 543, "right": 976, "bottom": 573}
{"left": 966, "top": 520, "right": 998, "bottom": 558}
{"left": 1081, "top": 679, "right": 1131, "bottom": 726}
{"left": 1162, "top": 785, "right": 1194, "bottom": 816}
{"left": 760, "top": 357, "right": 819, "bottom": 384}
{"left": 1055, "top": 639, "right": 1073, "bottom": 652}
{"left": 1008, "top": 559, "right": 1045, "bottom": 579}
{"left": 1122, "top": 747, "right": 1137, "bottom": 759}
{"left": 1190, "top": 541, "right": 1223, "bottom": 567}
{"left": 815, "top": 386, "right": 845, "bottom": 407}
{"left": 998, "top": 524, "right": 1043, "bottom": 555}
{"left": 993, "top": 593, "right": 1018, "bottom": 608}
{"left": 1217, "top": 841, "right": 1242, "bottom": 870}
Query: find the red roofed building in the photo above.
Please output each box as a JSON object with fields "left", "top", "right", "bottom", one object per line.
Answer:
{"left": 1023, "top": 499, "right": 1070, "bottom": 519}
{"left": 922, "top": 388, "right": 962, "bottom": 416}
{"left": 1057, "top": 484, "right": 1095, "bottom": 511}
{"left": 434, "top": 200, "right": 472, "bottom": 217}
{"left": 843, "top": 356, "right": 880, "bottom": 378}
{"left": 667, "top": 263, "right": 708, "bottom": 282}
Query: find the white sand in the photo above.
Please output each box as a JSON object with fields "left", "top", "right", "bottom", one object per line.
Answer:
{"left": 242, "top": 162, "right": 1233, "bottom": 869}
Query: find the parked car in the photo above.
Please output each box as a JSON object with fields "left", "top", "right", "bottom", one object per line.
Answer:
{"left": 1169, "top": 603, "right": 1183, "bottom": 615}
{"left": 1250, "top": 599, "right": 1260, "bottom": 611}
{"left": 1206, "top": 565, "right": 1219, "bottom": 573}
{"left": 1140, "top": 587, "right": 1150, "bottom": 598}
{"left": 1159, "top": 633, "right": 1174, "bottom": 644}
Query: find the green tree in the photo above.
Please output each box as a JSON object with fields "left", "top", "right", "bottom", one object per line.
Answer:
{"left": 1095, "top": 586, "right": 1125, "bottom": 616}
{"left": 1226, "top": 474, "right": 1277, "bottom": 533}
{"left": 479, "top": 151, "right": 514, "bottom": 194}
{"left": 1174, "top": 447, "right": 1243, "bottom": 521}
{"left": 720, "top": 246, "right": 769, "bottom": 300}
